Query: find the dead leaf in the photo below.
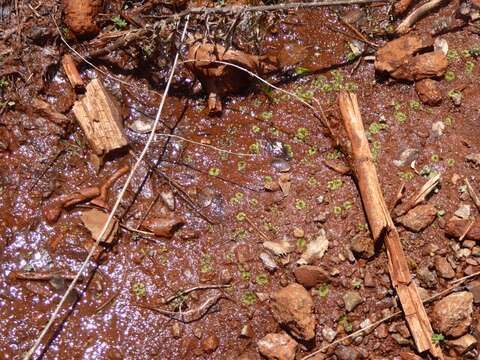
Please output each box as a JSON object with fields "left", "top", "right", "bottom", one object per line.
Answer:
{"left": 297, "top": 229, "right": 329, "bottom": 265}
{"left": 80, "top": 208, "right": 118, "bottom": 244}
{"left": 142, "top": 215, "right": 184, "bottom": 238}
{"left": 278, "top": 174, "right": 291, "bottom": 196}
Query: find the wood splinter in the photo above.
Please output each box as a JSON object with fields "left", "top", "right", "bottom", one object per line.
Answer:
{"left": 73, "top": 78, "right": 128, "bottom": 158}
{"left": 62, "top": 54, "right": 84, "bottom": 91}
{"left": 338, "top": 92, "right": 443, "bottom": 359}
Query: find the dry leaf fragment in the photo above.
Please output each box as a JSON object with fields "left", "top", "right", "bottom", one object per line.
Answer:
{"left": 80, "top": 208, "right": 118, "bottom": 244}
{"left": 263, "top": 239, "right": 294, "bottom": 256}
{"left": 142, "top": 215, "right": 185, "bottom": 238}
{"left": 297, "top": 229, "right": 329, "bottom": 265}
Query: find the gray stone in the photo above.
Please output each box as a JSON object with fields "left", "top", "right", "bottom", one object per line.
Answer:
{"left": 350, "top": 236, "right": 375, "bottom": 259}
{"left": 343, "top": 291, "right": 363, "bottom": 312}
{"left": 434, "top": 256, "right": 455, "bottom": 279}
{"left": 322, "top": 326, "right": 337, "bottom": 342}
{"left": 454, "top": 204, "right": 471, "bottom": 220}
{"left": 416, "top": 266, "right": 438, "bottom": 288}
{"left": 393, "top": 148, "right": 419, "bottom": 167}
{"left": 431, "top": 121, "right": 445, "bottom": 137}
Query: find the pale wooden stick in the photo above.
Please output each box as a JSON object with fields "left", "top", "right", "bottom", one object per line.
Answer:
{"left": 62, "top": 54, "right": 84, "bottom": 90}
{"left": 394, "top": 173, "right": 440, "bottom": 217}
{"left": 396, "top": 0, "right": 448, "bottom": 34}
{"left": 338, "top": 92, "right": 443, "bottom": 359}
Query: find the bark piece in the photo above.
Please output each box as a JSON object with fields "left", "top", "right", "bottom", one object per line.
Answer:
{"left": 338, "top": 92, "right": 443, "bottom": 358}
{"left": 63, "top": 0, "right": 103, "bottom": 38}
{"left": 62, "top": 54, "right": 84, "bottom": 91}
{"left": 415, "top": 79, "right": 442, "bottom": 105}
{"left": 32, "top": 98, "right": 70, "bottom": 126}
{"left": 270, "top": 283, "right": 316, "bottom": 341}
{"left": 73, "top": 79, "right": 128, "bottom": 157}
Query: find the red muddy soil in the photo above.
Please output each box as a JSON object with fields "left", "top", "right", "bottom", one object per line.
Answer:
{"left": 1, "top": 0, "right": 480, "bottom": 359}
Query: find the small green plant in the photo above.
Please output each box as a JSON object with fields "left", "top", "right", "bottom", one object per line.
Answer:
{"left": 447, "top": 49, "right": 459, "bottom": 62}
{"left": 307, "top": 177, "right": 318, "bottom": 186}
{"left": 371, "top": 141, "right": 381, "bottom": 160}
{"left": 432, "top": 333, "right": 445, "bottom": 344}
{"left": 369, "top": 122, "right": 388, "bottom": 135}
{"left": 242, "top": 292, "right": 257, "bottom": 305}
{"left": 339, "top": 315, "right": 353, "bottom": 332}
{"left": 260, "top": 111, "right": 273, "bottom": 121}
{"left": 112, "top": 15, "right": 127, "bottom": 28}
{"left": 443, "top": 116, "right": 453, "bottom": 126}
{"left": 317, "top": 283, "right": 329, "bottom": 298}
{"left": 436, "top": 210, "right": 446, "bottom": 217}
{"left": 308, "top": 146, "right": 317, "bottom": 156}
{"left": 342, "top": 201, "right": 352, "bottom": 210}
{"left": 296, "top": 238, "right": 306, "bottom": 249}
{"left": 465, "top": 61, "right": 475, "bottom": 75}
{"left": 409, "top": 100, "right": 421, "bottom": 110}
{"left": 344, "top": 82, "right": 358, "bottom": 92}
{"left": 251, "top": 125, "right": 261, "bottom": 133}
{"left": 0, "top": 77, "right": 8, "bottom": 88}
{"left": 431, "top": 154, "right": 440, "bottom": 162}
{"left": 200, "top": 254, "right": 215, "bottom": 273}
{"left": 458, "top": 185, "right": 467, "bottom": 194}
{"left": 448, "top": 89, "right": 462, "bottom": 103}
{"left": 208, "top": 167, "right": 220, "bottom": 176}
{"left": 398, "top": 171, "right": 414, "bottom": 181}
{"left": 296, "top": 127, "right": 309, "bottom": 140}
{"left": 333, "top": 206, "right": 343, "bottom": 215}
{"left": 240, "top": 270, "right": 251, "bottom": 281}
{"left": 236, "top": 212, "right": 246, "bottom": 221}
{"left": 294, "top": 66, "right": 310, "bottom": 75}
{"left": 249, "top": 142, "right": 261, "bottom": 154}
{"left": 327, "top": 179, "right": 343, "bottom": 191}
{"left": 255, "top": 274, "right": 269, "bottom": 285}
{"left": 237, "top": 161, "right": 246, "bottom": 171}
{"left": 295, "top": 199, "right": 306, "bottom": 210}
{"left": 132, "top": 282, "right": 146, "bottom": 297}
{"left": 444, "top": 70, "right": 456, "bottom": 82}
{"left": 394, "top": 111, "right": 407, "bottom": 123}
{"left": 353, "top": 279, "right": 362, "bottom": 289}
{"left": 447, "top": 158, "right": 455, "bottom": 167}
{"left": 326, "top": 149, "right": 342, "bottom": 160}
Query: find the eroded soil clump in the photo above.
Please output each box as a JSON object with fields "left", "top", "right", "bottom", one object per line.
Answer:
{"left": 1, "top": 0, "right": 480, "bottom": 359}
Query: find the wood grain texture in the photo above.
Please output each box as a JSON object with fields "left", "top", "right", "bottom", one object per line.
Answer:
{"left": 338, "top": 92, "right": 443, "bottom": 359}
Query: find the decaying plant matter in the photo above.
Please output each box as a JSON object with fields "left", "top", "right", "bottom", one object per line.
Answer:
{"left": 338, "top": 92, "right": 443, "bottom": 359}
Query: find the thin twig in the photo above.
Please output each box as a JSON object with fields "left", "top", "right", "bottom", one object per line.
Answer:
{"left": 151, "top": 0, "right": 387, "bottom": 18}
{"left": 127, "top": 130, "right": 255, "bottom": 157}
{"left": 164, "top": 284, "right": 231, "bottom": 304}
{"left": 465, "top": 178, "right": 480, "bottom": 212}
{"left": 119, "top": 223, "right": 156, "bottom": 237}
{"left": 459, "top": 218, "right": 475, "bottom": 242}
{"left": 23, "top": 16, "right": 192, "bottom": 360}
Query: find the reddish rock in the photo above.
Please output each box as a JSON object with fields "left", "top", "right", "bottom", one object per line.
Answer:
{"left": 142, "top": 215, "right": 184, "bottom": 238}
{"left": 293, "top": 265, "right": 331, "bottom": 288}
{"left": 431, "top": 292, "right": 473, "bottom": 337}
{"left": 415, "top": 79, "right": 442, "bottom": 105}
{"left": 446, "top": 334, "right": 477, "bottom": 356}
{"left": 434, "top": 256, "right": 455, "bottom": 279}
{"left": 63, "top": 0, "right": 103, "bottom": 38}
{"left": 399, "top": 352, "right": 423, "bottom": 360}
{"left": 202, "top": 334, "right": 219, "bottom": 353}
{"left": 257, "top": 332, "right": 298, "bottom": 360}
{"left": 445, "top": 217, "right": 480, "bottom": 240}
{"left": 396, "top": 204, "right": 437, "bottom": 232}
{"left": 375, "top": 34, "right": 432, "bottom": 74}
{"left": 270, "top": 283, "right": 316, "bottom": 341}
{"left": 350, "top": 236, "right": 375, "bottom": 259}
{"left": 391, "top": 52, "right": 448, "bottom": 81}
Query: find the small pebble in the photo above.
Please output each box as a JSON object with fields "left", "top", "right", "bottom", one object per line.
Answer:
{"left": 293, "top": 227, "right": 305, "bottom": 238}
{"left": 202, "top": 334, "right": 219, "bottom": 353}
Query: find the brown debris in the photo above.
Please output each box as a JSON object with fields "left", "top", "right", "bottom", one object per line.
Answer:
{"left": 394, "top": 173, "right": 440, "bottom": 217}
{"left": 142, "top": 215, "right": 185, "bottom": 238}
{"left": 293, "top": 265, "right": 331, "bottom": 288}
{"left": 338, "top": 92, "right": 442, "bottom": 358}
{"left": 257, "top": 332, "right": 298, "bottom": 360}
{"left": 80, "top": 208, "right": 118, "bottom": 244}
{"left": 323, "top": 160, "right": 351, "bottom": 175}
{"left": 63, "top": 0, "right": 103, "bottom": 38}
{"left": 431, "top": 292, "right": 473, "bottom": 337}
{"left": 396, "top": 203, "right": 437, "bottom": 232}
{"left": 445, "top": 217, "right": 480, "bottom": 240}
{"left": 393, "top": 0, "right": 414, "bottom": 16}
{"left": 375, "top": 34, "right": 432, "bottom": 74}
{"left": 32, "top": 98, "right": 70, "bottom": 126}
{"left": 91, "top": 165, "right": 130, "bottom": 208}
{"left": 44, "top": 186, "right": 100, "bottom": 224}
{"left": 73, "top": 79, "right": 128, "bottom": 157}
{"left": 375, "top": 34, "right": 447, "bottom": 81}
{"left": 415, "top": 79, "right": 442, "bottom": 105}
{"left": 62, "top": 54, "right": 84, "bottom": 91}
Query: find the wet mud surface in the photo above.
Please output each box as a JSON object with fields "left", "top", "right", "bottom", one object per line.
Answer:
{"left": 1, "top": 0, "right": 480, "bottom": 359}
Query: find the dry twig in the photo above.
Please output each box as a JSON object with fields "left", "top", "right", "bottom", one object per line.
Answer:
{"left": 396, "top": 0, "right": 448, "bottom": 34}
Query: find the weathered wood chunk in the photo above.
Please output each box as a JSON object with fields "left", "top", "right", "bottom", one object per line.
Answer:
{"left": 73, "top": 79, "right": 128, "bottom": 157}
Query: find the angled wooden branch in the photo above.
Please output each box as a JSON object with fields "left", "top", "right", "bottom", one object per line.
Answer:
{"left": 338, "top": 92, "right": 443, "bottom": 359}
